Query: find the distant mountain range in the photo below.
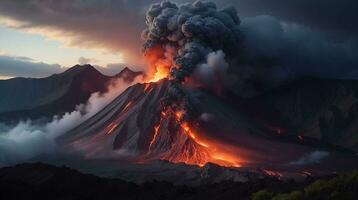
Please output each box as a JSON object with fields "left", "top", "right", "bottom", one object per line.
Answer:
{"left": 0, "top": 65, "right": 142, "bottom": 123}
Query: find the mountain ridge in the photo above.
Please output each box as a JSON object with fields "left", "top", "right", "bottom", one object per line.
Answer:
{"left": 0, "top": 64, "right": 142, "bottom": 123}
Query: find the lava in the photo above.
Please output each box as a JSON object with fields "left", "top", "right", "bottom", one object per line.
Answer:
{"left": 122, "top": 101, "right": 133, "bottom": 111}
{"left": 143, "top": 83, "right": 151, "bottom": 92}
{"left": 262, "top": 169, "right": 283, "bottom": 179}
{"left": 106, "top": 123, "right": 119, "bottom": 134}
{"left": 129, "top": 47, "right": 243, "bottom": 168}
{"left": 143, "top": 47, "right": 172, "bottom": 82}
{"left": 148, "top": 124, "right": 160, "bottom": 153}
{"left": 146, "top": 107, "right": 242, "bottom": 168}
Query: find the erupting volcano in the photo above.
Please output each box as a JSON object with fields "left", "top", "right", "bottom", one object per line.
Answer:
{"left": 56, "top": 0, "right": 357, "bottom": 177}
{"left": 146, "top": 105, "right": 242, "bottom": 167}
{"left": 58, "top": 78, "right": 243, "bottom": 168}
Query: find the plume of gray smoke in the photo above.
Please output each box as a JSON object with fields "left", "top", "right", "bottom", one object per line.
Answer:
{"left": 142, "top": 1, "right": 241, "bottom": 82}
{"left": 143, "top": 1, "right": 358, "bottom": 98}
{"left": 193, "top": 50, "right": 229, "bottom": 87}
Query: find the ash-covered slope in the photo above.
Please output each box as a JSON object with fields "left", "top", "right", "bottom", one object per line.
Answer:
{"left": 246, "top": 77, "right": 358, "bottom": 151}
{"left": 0, "top": 65, "right": 141, "bottom": 123}
{"left": 58, "top": 79, "right": 357, "bottom": 174}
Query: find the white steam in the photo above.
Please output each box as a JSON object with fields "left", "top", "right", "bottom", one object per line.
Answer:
{"left": 0, "top": 76, "right": 142, "bottom": 166}
{"left": 289, "top": 150, "right": 330, "bottom": 166}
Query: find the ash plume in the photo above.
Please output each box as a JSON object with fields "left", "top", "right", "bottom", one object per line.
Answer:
{"left": 142, "top": 1, "right": 241, "bottom": 83}
{"left": 142, "top": 1, "right": 358, "bottom": 97}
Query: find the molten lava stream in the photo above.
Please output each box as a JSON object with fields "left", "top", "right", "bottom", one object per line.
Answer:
{"left": 149, "top": 109, "right": 243, "bottom": 168}
{"left": 179, "top": 121, "right": 242, "bottom": 168}
{"left": 148, "top": 124, "right": 160, "bottom": 153}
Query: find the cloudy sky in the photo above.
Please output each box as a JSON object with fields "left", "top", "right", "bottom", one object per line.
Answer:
{"left": 0, "top": 0, "right": 357, "bottom": 79}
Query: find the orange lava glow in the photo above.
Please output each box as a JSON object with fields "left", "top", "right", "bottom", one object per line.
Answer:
{"left": 181, "top": 122, "right": 209, "bottom": 148}
{"left": 143, "top": 83, "right": 151, "bottom": 92}
{"left": 149, "top": 124, "right": 160, "bottom": 153}
{"left": 263, "top": 169, "right": 283, "bottom": 179}
{"left": 143, "top": 47, "right": 172, "bottom": 82}
{"left": 122, "top": 101, "right": 133, "bottom": 111}
{"left": 106, "top": 123, "right": 119, "bottom": 134}
{"left": 149, "top": 109, "right": 242, "bottom": 167}
{"left": 149, "top": 60, "right": 171, "bottom": 82}
{"left": 179, "top": 121, "right": 241, "bottom": 167}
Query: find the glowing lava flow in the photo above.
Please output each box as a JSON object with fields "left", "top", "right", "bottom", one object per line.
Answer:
{"left": 178, "top": 120, "right": 242, "bottom": 168}
{"left": 147, "top": 107, "right": 242, "bottom": 168}
{"left": 148, "top": 124, "right": 160, "bottom": 153}
{"left": 106, "top": 123, "right": 119, "bottom": 134}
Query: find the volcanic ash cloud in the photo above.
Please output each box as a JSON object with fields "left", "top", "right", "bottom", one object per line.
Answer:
{"left": 142, "top": 1, "right": 241, "bottom": 84}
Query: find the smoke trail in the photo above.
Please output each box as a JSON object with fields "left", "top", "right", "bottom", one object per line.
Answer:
{"left": 0, "top": 76, "right": 143, "bottom": 166}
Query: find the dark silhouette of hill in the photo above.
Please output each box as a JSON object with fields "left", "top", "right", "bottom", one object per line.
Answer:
{"left": 0, "top": 162, "right": 335, "bottom": 200}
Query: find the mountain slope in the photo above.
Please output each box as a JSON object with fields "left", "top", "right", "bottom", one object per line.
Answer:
{"left": 0, "top": 65, "right": 141, "bottom": 123}
{"left": 58, "top": 79, "right": 357, "bottom": 174}
{"left": 246, "top": 77, "right": 358, "bottom": 151}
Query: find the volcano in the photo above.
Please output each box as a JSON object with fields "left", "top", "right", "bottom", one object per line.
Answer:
{"left": 57, "top": 78, "right": 358, "bottom": 176}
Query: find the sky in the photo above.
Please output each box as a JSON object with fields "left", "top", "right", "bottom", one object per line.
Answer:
{"left": 0, "top": 0, "right": 357, "bottom": 79}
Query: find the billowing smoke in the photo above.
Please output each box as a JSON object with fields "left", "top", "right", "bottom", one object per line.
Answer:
{"left": 289, "top": 150, "right": 330, "bottom": 166}
{"left": 142, "top": 1, "right": 358, "bottom": 97}
{"left": 142, "top": 1, "right": 240, "bottom": 83}
{"left": 193, "top": 50, "right": 229, "bottom": 87}
{"left": 0, "top": 76, "right": 143, "bottom": 166}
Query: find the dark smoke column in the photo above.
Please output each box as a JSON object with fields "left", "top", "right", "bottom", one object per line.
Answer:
{"left": 142, "top": 0, "right": 241, "bottom": 83}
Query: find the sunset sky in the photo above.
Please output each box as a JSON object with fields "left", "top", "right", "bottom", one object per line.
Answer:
{"left": 0, "top": 0, "right": 357, "bottom": 79}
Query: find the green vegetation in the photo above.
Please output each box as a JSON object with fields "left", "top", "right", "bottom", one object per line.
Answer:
{"left": 252, "top": 171, "right": 358, "bottom": 200}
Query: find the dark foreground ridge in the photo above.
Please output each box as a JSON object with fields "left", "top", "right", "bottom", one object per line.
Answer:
{"left": 0, "top": 163, "right": 357, "bottom": 200}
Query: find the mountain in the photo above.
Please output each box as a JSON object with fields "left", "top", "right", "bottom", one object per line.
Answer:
{"left": 57, "top": 78, "right": 358, "bottom": 176}
{"left": 0, "top": 65, "right": 142, "bottom": 123}
{"left": 245, "top": 77, "right": 358, "bottom": 151}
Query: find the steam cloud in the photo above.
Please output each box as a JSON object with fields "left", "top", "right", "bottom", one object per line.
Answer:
{"left": 0, "top": 76, "right": 142, "bottom": 166}
{"left": 289, "top": 150, "right": 330, "bottom": 166}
